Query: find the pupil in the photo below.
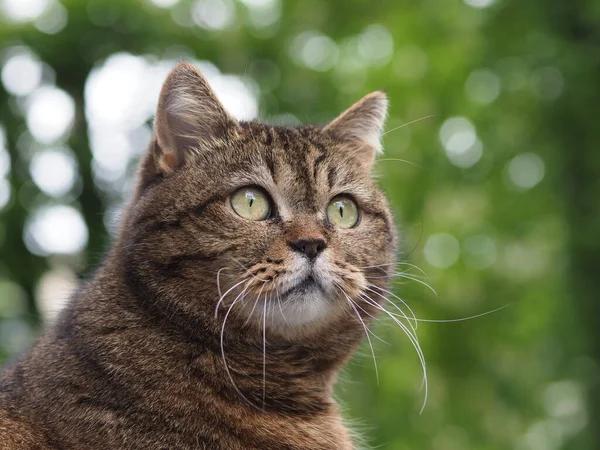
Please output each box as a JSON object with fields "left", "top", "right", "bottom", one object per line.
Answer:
{"left": 339, "top": 205, "right": 344, "bottom": 217}
{"left": 247, "top": 193, "right": 254, "bottom": 208}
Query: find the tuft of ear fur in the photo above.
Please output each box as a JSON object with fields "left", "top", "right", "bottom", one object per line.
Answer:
{"left": 153, "top": 62, "right": 238, "bottom": 173}
{"left": 324, "top": 91, "right": 388, "bottom": 167}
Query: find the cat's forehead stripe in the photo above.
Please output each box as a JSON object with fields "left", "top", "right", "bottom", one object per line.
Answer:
{"left": 233, "top": 122, "right": 375, "bottom": 214}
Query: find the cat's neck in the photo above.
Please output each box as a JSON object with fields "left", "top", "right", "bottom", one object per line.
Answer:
{"left": 59, "top": 253, "right": 350, "bottom": 415}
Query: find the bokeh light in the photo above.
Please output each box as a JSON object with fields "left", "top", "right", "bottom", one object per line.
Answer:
{"left": 357, "top": 24, "right": 394, "bottom": 68}
{"left": 507, "top": 153, "right": 545, "bottom": 190}
{"left": 463, "top": 234, "right": 496, "bottom": 270}
{"left": 0, "top": 0, "right": 49, "bottom": 22}
{"left": 35, "top": 266, "right": 77, "bottom": 324}
{"left": 26, "top": 87, "right": 75, "bottom": 144}
{"left": 463, "top": 0, "right": 496, "bottom": 9}
{"left": 465, "top": 68, "right": 502, "bottom": 105}
{"left": 239, "top": 0, "right": 280, "bottom": 31}
{"left": 24, "top": 205, "right": 88, "bottom": 256}
{"left": 191, "top": 0, "right": 236, "bottom": 31}
{"left": 30, "top": 148, "right": 78, "bottom": 198}
{"left": 290, "top": 30, "right": 339, "bottom": 72}
{"left": 0, "top": 179, "right": 10, "bottom": 211}
{"left": 34, "top": 0, "right": 67, "bottom": 34}
{"left": 0, "top": 124, "right": 9, "bottom": 178}
{"left": 1, "top": 47, "right": 43, "bottom": 97}
{"left": 148, "top": 0, "right": 180, "bottom": 8}
{"left": 439, "top": 116, "right": 483, "bottom": 168}
{"left": 424, "top": 233, "right": 460, "bottom": 268}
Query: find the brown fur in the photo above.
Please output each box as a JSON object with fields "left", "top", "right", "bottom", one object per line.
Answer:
{"left": 0, "top": 63, "right": 397, "bottom": 449}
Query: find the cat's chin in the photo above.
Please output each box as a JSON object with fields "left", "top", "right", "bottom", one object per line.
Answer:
{"left": 239, "top": 288, "right": 338, "bottom": 334}
{"left": 271, "top": 288, "right": 336, "bottom": 328}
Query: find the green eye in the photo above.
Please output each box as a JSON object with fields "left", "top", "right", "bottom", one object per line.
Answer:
{"left": 327, "top": 195, "right": 359, "bottom": 229}
{"left": 231, "top": 187, "right": 271, "bottom": 221}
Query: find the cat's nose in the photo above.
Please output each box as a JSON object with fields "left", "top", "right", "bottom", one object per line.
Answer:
{"left": 288, "top": 238, "right": 327, "bottom": 261}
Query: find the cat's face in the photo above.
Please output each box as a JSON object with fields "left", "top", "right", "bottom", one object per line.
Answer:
{"left": 120, "top": 63, "right": 396, "bottom": 341}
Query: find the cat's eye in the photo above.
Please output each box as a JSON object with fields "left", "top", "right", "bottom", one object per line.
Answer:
{"left": 231, "top": 187, "right": 271, "bottom": 221}
{"left": 327, "top": 195, "right": 359, "bottom": 229}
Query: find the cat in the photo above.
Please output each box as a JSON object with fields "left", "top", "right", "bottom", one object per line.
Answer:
{"left": 0, "top": 62, "right": 397, "bottom": 449}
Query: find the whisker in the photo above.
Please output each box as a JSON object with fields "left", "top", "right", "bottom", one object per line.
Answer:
{"left": 242, "top": 283, "right": 267, "bottom": 328}
{"left": 349, "top": 296, "right": 390, "bottom": 346}
{"left": 394, "top": 262, "right": 430, "bottom": 277}
{"left": 389, "top": 313, "right": 428, "bottom": 414}
{"left": 276, "top": 286, "right": 289, "bottom": 326}
{"left": 339, "top": 288, "right": 379, "bottom": 384}
{"left": 412, "top": 304, "right": 510, "bottom": 323}
{"left": 352, "top": 115, "right": 435, "bottom": 167}
{"left": 360, "top": 291, "right": 428, "bottom": 413}
{"left": 366, "top": 272, "right": 437, "bottom": 295}
{"left": 359, "top": 293, "right": 410, "bottom": 322}
{"left": 214, "top": 278, "right": 248, "bottom": 319}
{"left": 381, "top": 115, "right": 435, "bottom": 137}
{"left": 359, "top": 261, "right": 430, "bottom": 278}
{"left": 366, "top": 271, "right": 428, "bottom": 280}
{"left": 364, "top": 284, "right": 418, "bottom": 332}
{"left": 220, "top": 285, "right": 262, "bottom": 411}
{"left": 262, "top": 294, "right": 267, "bottom": 411}
{"left": 374, "top": 158, "right": 425, "bottom": 169}
{"left": 391, "top": 273, "right": 438, "bottom": 296}
{"left": 358, "top": 293, "right": 415, "bottom": 340}
{"left": 216, "top": 267, "right": 226, "bottom": 300}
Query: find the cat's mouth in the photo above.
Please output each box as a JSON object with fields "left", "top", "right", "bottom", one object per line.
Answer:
{"left": 280, "top": 274, "right": 324, "bottom": 298}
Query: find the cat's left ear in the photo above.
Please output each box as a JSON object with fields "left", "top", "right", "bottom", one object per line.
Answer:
{"left": 152, "top": 62, "right": 238, "bottom": 173}
{"left": 324, "top": 91, "right": 388, "bottom": 168}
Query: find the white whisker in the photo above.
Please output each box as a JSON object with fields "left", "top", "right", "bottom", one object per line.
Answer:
{"left": 381, "top": 115, "right": 435, "bottom": 137}
{"left": 391, "top": 273, "right": 438, "bottom": 296}
{"left": 220, "top": 285, "right": 261, "bottom": 411}
{"left": 276, "top": 287, "right": 289, "bottom": 326}
{"left": 214, "top": 278, "right": 248, "bottom": 319}
{"left": 360, "top": 261, "right": 430, "bottom": 278}
{"left": 374, "top": 158, "right": 424, "bottom": 169}
{"left": 412, "top": 304, "right": 510, "bottom": 323}
{"left": 242, "top": 283, "right": 266, "bottom": 328}
{"left": 262, "top": 295, "right": 267, "bottom": 411}
{"left": 365, "top": 284, "right": 418, "bottom": 332}
{"left": 360, "top": 291, "right": 428, "bottom": 413}
{"left": 339, "top": 288, "right": 379, "bottom": 384}
{"left": 216, "top": 267, "right": 225, "bottom": 300}
{"left": 349, "top": 297, "right": 390, "bottom": 346}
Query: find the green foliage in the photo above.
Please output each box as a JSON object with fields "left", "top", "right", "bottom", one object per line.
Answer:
{"left": 0, "top": 0, "right": 598, "bottom": 448}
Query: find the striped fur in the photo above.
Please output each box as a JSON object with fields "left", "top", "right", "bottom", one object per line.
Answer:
{"left": 0, "top": 63, "right": 397, "bottom": 449}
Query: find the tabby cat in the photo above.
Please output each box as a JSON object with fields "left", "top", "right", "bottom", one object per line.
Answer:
{"left": 0, "top": 62, "right": 397, "bottom": 449}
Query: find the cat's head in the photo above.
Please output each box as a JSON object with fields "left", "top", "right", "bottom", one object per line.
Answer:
{"left": 120, "top": 62, "right": 397, "bottom": 343}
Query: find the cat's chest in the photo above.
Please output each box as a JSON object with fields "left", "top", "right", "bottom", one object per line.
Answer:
{"left": 52, "top": 391, "right": 352, "bottom": 450}
{"left": 59, "top": 411, "right": 351, "bottom": 450}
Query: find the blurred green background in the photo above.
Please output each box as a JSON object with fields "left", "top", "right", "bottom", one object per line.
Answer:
{"left": 0, "top": 0, "right": 598, "bottom": 448}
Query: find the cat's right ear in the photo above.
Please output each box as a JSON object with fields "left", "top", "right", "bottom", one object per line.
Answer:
{"left": 152, "top": 62, "right": 238, "bottom": 174}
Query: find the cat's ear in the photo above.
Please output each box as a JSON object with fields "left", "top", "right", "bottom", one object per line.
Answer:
{"left": 152, "top": 62, "right": 238, "bottom": 173}
{"left": 324, "top": 91, "right": 388, "bottom": 167}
